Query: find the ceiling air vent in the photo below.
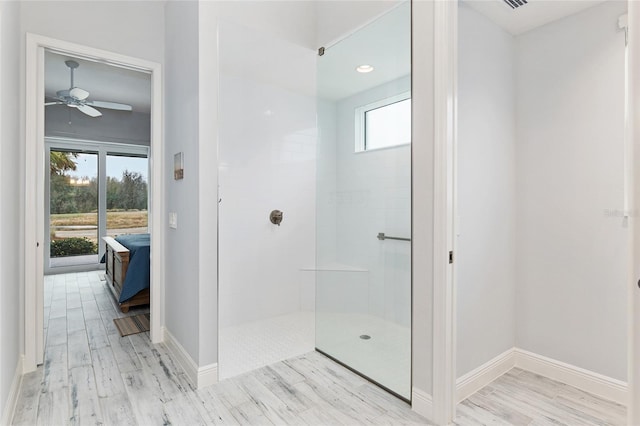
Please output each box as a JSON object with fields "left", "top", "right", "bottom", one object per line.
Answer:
{"left": 503, "top": 0, "right": 528, "bottom": 9}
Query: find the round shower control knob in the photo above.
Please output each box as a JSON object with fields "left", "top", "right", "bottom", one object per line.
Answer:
{"left": 270, "top": 210, "right": 283, "bottom": 226}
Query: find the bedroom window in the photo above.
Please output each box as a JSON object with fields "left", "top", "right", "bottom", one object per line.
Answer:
{"left": 355, "top": 92, "right": 411, "bottom": 152}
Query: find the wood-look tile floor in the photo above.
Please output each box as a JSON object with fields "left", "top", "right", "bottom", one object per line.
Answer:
{"left": 10, "top": 271, "right": 626, "bottom": 425}
{"left": 11, "top": 272, "right": 428, "bottom": 425}
{"left": 456, "top": 369, "right": 627, "bottom": 425}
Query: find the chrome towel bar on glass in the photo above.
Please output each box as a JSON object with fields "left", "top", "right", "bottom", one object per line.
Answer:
{"left": 377, "top": 232, "right": 411, "bottom": 242}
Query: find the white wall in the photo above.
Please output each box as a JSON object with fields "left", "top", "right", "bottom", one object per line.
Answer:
{"left": 457, "top": 3, "right": 517, "bottom": 377}
{"left": 196, "top": 0, "right": 219, "bottom": 371}
{"left": 20, "top": 1, "right": 164, "bottom": 63}
{"left": 217, "top": 20, "right": 316, "bottom": 327}
{"left": 209, "top": 1, "right": 317, "bottom": 50}
{"left": 0, "top": 0, "right": 22, "bottom": 420}
{"left": 315, "top": 0, "right": 403, "bottom": 46}
{"left": 515, "top": 0, "right": 628, "bottom": 381}
{"left": 164, "top": 0, "right": 202, "bottom": 364}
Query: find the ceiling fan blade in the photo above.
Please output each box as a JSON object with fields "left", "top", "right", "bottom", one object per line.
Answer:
{"left": 87, "top": 100, "right": 133, "bottom": 111}
{"left": 69, "top": 87, "right": 90, "bottom": 100}
{"left": 44, "top": 102, "right": 62, "bottom": 106}
{"left": 76, "top": 104, "right": 102, "bottom": 117}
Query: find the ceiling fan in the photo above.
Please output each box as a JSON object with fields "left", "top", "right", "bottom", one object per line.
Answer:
{"left": 45, "top": 60, "right": 133, "bottom": 117}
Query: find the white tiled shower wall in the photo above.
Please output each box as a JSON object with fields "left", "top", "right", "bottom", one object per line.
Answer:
{"left": 218, "top": 21, "right": 317, "bottom": 329}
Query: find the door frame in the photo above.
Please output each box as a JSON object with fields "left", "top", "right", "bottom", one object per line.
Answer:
{"left": 24, "top": 34, "right": 165, "bottom": 370}
{"left": 629, "top": 2, "right": 640, "bottom": 423}
{"left": 431, "top": 0, "right": 457, "bottom": 424}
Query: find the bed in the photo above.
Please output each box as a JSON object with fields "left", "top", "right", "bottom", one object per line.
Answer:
{"left": 102, "top": 233, "right": 150, "bottom": 313}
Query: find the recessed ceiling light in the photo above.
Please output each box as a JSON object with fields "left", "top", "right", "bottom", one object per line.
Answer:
{"left": 356, "top": 65, "right": 374, "bottom": 73}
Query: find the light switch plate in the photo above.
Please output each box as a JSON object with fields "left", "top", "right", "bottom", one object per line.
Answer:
{"left": 169, "top": 212, "right": 178, "bottom": 229}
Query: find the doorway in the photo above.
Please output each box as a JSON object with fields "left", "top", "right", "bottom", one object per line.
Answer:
{"left": 24, "top": 34, "right": 164, "bottom": 370}
{"left": 449, "top": 0, "right": 633, "bottom": 424}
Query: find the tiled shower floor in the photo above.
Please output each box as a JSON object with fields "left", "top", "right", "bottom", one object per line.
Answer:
{"left": 219, "top": 311, "right": 411, "bottom": 400}
{"left": 218, "top": 311, "right": 316, "bottom": 380}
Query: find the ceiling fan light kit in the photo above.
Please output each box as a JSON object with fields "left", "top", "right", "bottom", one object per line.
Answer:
{"left": 45, "top": 59, "right": 133, "bottom": 117}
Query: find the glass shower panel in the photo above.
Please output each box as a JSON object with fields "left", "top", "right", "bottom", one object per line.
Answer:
{"left": 315, "top": 2, "right": 412, "bottom": 401}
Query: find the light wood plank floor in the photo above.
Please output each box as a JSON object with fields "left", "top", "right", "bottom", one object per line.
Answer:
{"left": 456, "top": 369, "right": 626, "bottom": 425}
{"left": 11, "top": 271, "right": 626, "bottom": 425}
{"left": 11, "top": 272, "right": 428, "bottom": 425}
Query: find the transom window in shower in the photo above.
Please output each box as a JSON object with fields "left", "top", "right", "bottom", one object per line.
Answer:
{"left": 355, "top": 92, "right": 411, "bottom": 152}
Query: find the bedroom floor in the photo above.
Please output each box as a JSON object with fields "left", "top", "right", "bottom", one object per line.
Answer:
{"left": 10, "top": 271, "right": 626, "bottom": 425}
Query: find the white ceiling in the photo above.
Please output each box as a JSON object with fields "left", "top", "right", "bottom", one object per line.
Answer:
{"left": 464, "top": 0, "right": 609, "bottom": 35}
{"left": 45, "top": 51, "right": 151, "bottom": 113}
{"left": 318, "top": 2, "right": 411, "bottom": 101}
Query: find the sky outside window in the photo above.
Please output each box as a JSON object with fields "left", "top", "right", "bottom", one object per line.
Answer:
{"left": 69, "top": 153, "right": 148, "bottom": 180}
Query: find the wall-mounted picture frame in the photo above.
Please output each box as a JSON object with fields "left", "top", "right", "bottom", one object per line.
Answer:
{"left": 174, "top": 152, "right": 184, "bottom": 180}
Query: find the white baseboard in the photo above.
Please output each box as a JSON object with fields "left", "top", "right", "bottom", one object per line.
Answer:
{"left": 456, "top": 348, "right": 515, "bottom": 402}
{"left": 197, "top": 362, "right": 219, "bottom": 388}
{"left": 162, "top": 327, "right": 218, "bottom": 389}
{"left": 162, "top": 327, "right": 197, "bottom": 384}
{"left": 1, "top": 355, "right": 24, "bottom": 426}
{"left": 412, "top": 387, "right": 433, "bottom": 420}
{"left": 453, "top": 347, "right": 627, "bottom": 406}
{"left": 514, "top": 348, "right": 627, "bottom": 405}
